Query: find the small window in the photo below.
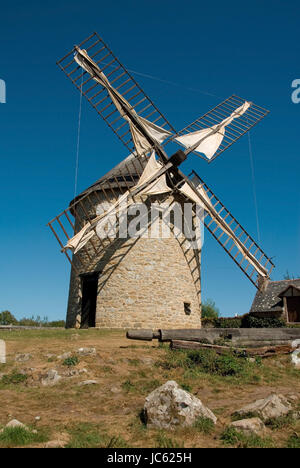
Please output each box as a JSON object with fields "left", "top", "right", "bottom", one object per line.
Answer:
{"left": 184, "top": 302, "right": 191, "bottom": 316}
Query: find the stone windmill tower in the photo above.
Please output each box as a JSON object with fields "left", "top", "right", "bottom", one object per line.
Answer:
{"left": 48, "top": 32, "right": 275, "bottom": 329}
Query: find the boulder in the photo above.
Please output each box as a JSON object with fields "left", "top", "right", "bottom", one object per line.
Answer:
{"left": 44, "top": 440, "right": 65, "bottom": 449}
{"left": 15, "top": 353, "right": 32, "bottom": 363}
{"left": 144, "top": 380, "right": 217, "bottom": 429}
{"left": 76, "top": 347, "right": 96, "bottom": 356}
{"left": 6, "top": 419, "right": 27, "bottom": 429}
{"left": 41, "top": 369, "right": 62, "bottom": 387}
{"left": 58, "top": 352, "right": 72, "bottom": 360}
{"left": 110, "top": 385, "right": 122, "bottom": 394}
{"left": 234, "top": 394, "right": 292, "bottom": 422}
{"left": 230, "top": 417, "right": 266, "bottom": 436}
{"left": 77, "top": 380, "right": 98, "bottom": 387}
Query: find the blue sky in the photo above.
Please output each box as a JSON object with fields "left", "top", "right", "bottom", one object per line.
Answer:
{"left": 0, "top": 0, "right": 299, "bottom": 320}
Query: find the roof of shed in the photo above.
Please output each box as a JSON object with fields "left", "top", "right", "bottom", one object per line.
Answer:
{"left": 250, "top": 279, "right": 300, "bottom": 313}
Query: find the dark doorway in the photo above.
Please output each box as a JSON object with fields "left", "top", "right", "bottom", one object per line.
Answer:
{"left": 81, "top": 273, "right": 98, "bottom": 328}
{"left": 287, "top": 297, "right": 300, "bottom": 323}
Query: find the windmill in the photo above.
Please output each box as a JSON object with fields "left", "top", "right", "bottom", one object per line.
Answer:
{"left": 48, "top": 32, "right": 274, "bottom": 329}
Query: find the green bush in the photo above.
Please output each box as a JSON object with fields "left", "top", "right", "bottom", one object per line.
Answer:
{"left": 186, "top": 349, "right": 245, "bottom": 376}
{"left": 241, "top": 315, "right": 285, "bottom": 328}
{"left": 202, "top": 299, "right": 219, "bottom": 319}
{"left": 0, "top": 426, "right": 48, "bottom": 448}
{"left": 63, "top": 356, "right": 79, "bottom": 367}
{"left": 1, "top": 371, "right": 28, "bottom": 385}
{"left": 0, "top": 310, "right": 18, "bottom": 325}
{"left": 215, "top": 317, "right": 242, "bottom": 328}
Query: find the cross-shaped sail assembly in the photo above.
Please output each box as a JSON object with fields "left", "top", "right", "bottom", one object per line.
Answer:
{"left": 48, "top": 32, "right": 275, "bottom": 289}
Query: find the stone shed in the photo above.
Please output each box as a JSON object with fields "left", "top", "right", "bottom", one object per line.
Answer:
{"left": 250, "top": 279, "right": 300, "bottom": 324}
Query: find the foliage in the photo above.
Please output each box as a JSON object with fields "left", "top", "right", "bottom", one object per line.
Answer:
{"left": 241, "top": 315, "right": 285, "bottom": 328}
{"left": 187, "top": 349, "right": 245, "bottom": 376}
{"left": 0, "top": 310, "right": 18, "bottom": 325}
{"left": 0, "top": 311, "right": 65, "bottom": 328}
{"left": 201, "top": 299, "right": 219, "bottom": 319}
{"left": 215, "top": 317, "right": 243, "bottom": 328}
{"left": 63, "top": 356, "right": 79, "bottom": 367}
{"left": 0, "top": 426, "right": 48, "bottom": 447}
{"left": 1, "top": 371, "right": 28, "bottom": 385}
{"left": 155, "top": 431, "right": 184, "bottom": 448}
{"left": 286, "top": 433, "right": 300, "bottom": 448}
{"left": 193, "top": 417, "right": 215, "bottom": 434}
{"left": 180, "top": 382, "right": 192, "bottom": 392}
{"left": 265, "top": 412, "right": 296, "bottom": 430}
{"left": 283, "top": 270, "right": 300, "bottom": 280}
{"left": 66, "top": 423, "right": 106, "bottom": 448}
{"left": 65, "top": 423, "right": 128, "bottom": 448}
{"left": 157, "top": 348, "right": 256, "bottom": 379}
{"left": 220, "top": 426, "right": 274, "bottom": 448}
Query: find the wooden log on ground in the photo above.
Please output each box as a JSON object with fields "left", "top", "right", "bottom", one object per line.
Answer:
{"left": 160, "top": 328, "right": 300, "bottom": 343}
{"left": 126, "top": 329, "right": 156, "bottom": 341}
{"left": 170, "top": 340, "right": 293, "bottom": 358}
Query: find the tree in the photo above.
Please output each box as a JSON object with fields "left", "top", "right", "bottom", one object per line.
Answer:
{"left": 0, "top": 310, "right": 18, "bottom": 325}
{"left": 201, "top": 299, "right": 219, "bottom": 319}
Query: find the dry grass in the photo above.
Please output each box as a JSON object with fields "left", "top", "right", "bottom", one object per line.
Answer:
{"left": 0, "top": 328, "right": 299, "bottom": 448}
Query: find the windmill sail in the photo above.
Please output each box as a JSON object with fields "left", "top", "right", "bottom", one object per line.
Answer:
{"left": 170, "top": 95, "right": 269, "bottom": 162}
{"left": 175, "top": 101, "right": 251, "bottom": 160}
{"left": 75, "top": 47, "right": 172, "bottom": 157}
{"left": 57, "top": 32, "right": 175, "bottom": 160}
{"left": 183, "top": 170, "right": 275, "bottom": 287}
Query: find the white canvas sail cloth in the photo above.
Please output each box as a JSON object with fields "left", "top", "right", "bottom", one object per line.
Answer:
{"left": 74, "top": 48, "right": 172, "bottom": 156}
{"left": 179, "top": 182, "right": 268, "bottom": 277}
{"left": 63, "top": 152, "right": 171, "bottom": 254}
{"left": 175, "top": 101, "right": 251, "bottom": 160}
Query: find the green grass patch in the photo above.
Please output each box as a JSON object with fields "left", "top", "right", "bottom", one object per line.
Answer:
{"left": 193, "top": 417, "right": 215, "bottom": 434}
{"left": 156, "top": 348, "right": 263, "bottom": 384}
{"left": 63, "top": 356, "right": 79, "bottom": 367}
{"left": 286, "top": 433, "right": 300, "bottom": 448}
{"left": 65, "top": 423, "right": 128, "bottom": 448}
{"left": 220, "top": 426, "right": 274, "bottom": 448}
{"left": 122, "top": 378, "right": 161, "bottom": 395}
{"left": 0, "top": 426, "right": 49, "bottom": 448}
{"left": 1, "top": 371, "right": 28, "bottom": 386}
{"left": 266, "top": 412, "right": 296, "bottom": 430}
{"left": 155, "top": 431, "right": 184, "bottom": 448}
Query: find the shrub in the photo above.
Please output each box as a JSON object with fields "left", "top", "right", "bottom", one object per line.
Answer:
{"left": 187, "top": 349, "right": 245, "bottom": 376}
{"left": 1, "top": 371, "right": 28, "bottom": 385}
{"left": 46, "top": 320, "right": 66, "bottom": 328}
{"left": 215, "top": 317, "right": 242, "bottom": 328}
{"left": 201, "top": 299, "right": 219, "bottom": 319}
{"left": 63, "top": 356, "right": 79, "bottom": 367}
{"left": 0, "top": 426, "right": 48, "bottom": 448}
{"left": 241, "top": 315, "right": 285, "bottom": 328}
{"left": 0, "top": 310, "right": 18, "bottom": 325}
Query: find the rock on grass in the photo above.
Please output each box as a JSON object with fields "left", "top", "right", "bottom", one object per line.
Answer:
{"left": 144, "top": 380, "right": 217, "bottom": 429}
